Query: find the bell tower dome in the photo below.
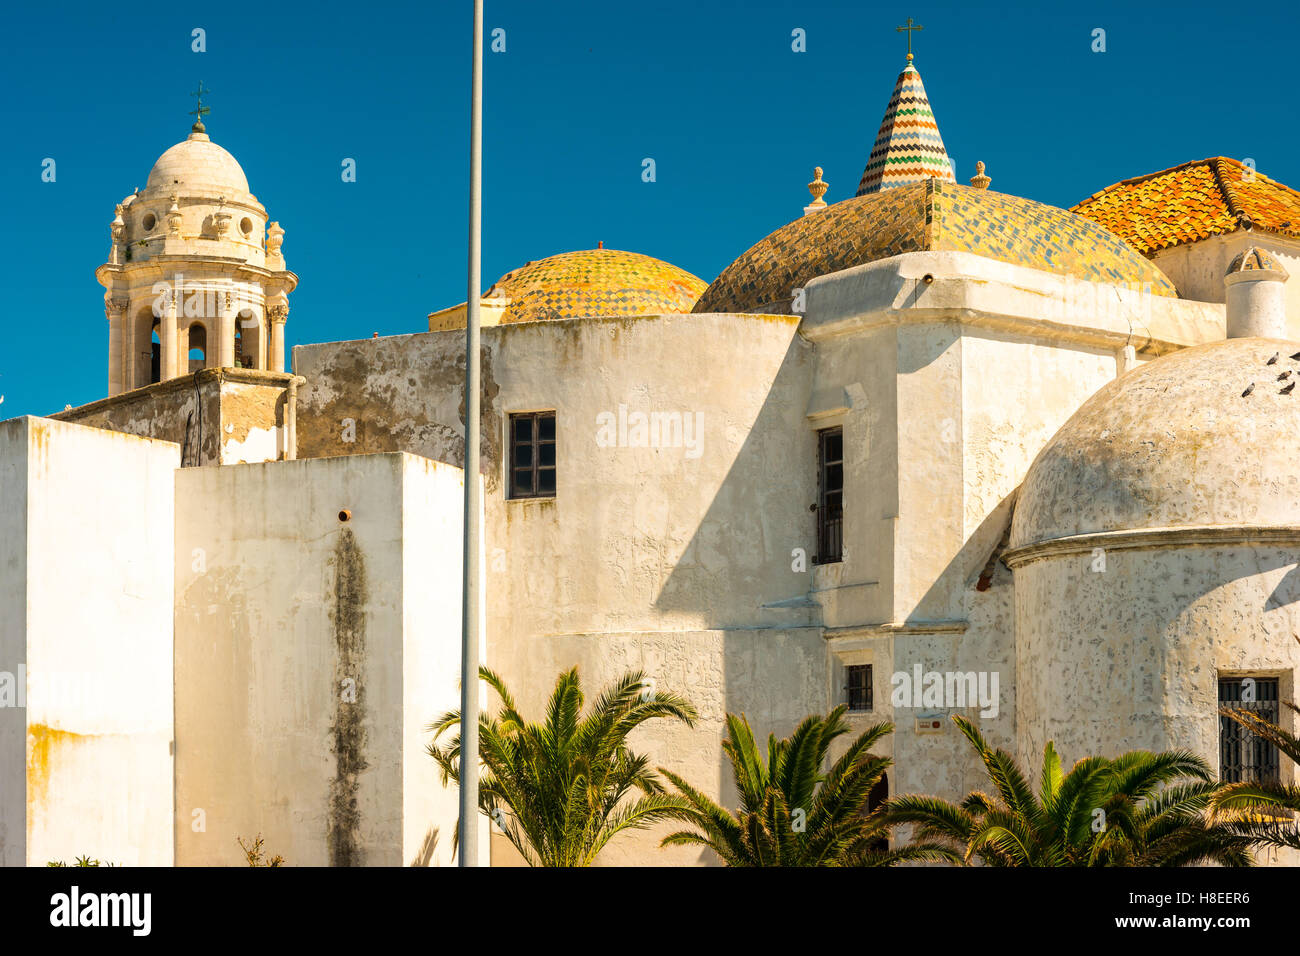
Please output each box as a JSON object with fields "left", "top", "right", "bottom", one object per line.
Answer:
{"left": 96, "top": 100, "right": 297, "bottom": 397}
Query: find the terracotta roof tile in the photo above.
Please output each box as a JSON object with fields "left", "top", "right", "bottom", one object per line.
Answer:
{"left": 1071, "top": 158, "right": 1300, "bottom": 255}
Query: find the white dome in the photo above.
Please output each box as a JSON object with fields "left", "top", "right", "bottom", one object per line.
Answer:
{"left": 146, "top": 127, "right": 249, "bottom": 193}
{"left": 1011, "top": 337, "right": 1300, "bottom": 548}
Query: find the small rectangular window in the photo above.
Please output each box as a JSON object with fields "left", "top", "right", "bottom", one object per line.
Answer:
{"left": 1219, "top": 676, "right": 1281, "bottom": 784}
{"left": 816, "top": 427, "right": 843, "bottom": 564}
{"left": 845, "top": 664, "right": 873, "bottom": 712}
{"left": 509, "top": 411, "right": 556, "bottom": 499}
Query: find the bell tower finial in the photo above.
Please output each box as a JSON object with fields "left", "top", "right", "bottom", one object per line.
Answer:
{"left": 189, "top": 81, "right": 211, "bottom": 134}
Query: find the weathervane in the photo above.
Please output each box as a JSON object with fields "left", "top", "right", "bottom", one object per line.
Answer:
{"left": 189, "top": 81, "right": 211, "bottom": 130}
{"left": 897, "top": 17, "right": 923, "bottom": 62}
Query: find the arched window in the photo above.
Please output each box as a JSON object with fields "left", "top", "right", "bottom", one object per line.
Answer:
{"left": 150, "top": 321, "right": 161, "bottom": 385}
{"left": 236, "top": 308, "right": 263, "bottom": 369}
{"left": 866, "top": 772, "right": 889, "bottom": 854}
{"left": 187, "top": 322, "right": 208, "bottom": 373}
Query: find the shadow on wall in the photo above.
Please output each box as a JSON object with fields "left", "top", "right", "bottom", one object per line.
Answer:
{"left": 642, "top": 331, "right": 823, "bottom": 863}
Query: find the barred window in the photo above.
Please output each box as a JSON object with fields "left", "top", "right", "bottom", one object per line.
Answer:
{"left": 1219, "top": 676, "right": 1281, "bottom": 784}
{"left": 816, "top": 427, "right": 843, "bottom": 564}
{"left": 509, "top": 412, "right": 556, "bottom": 499}
{"left": 845, "top": 664, "right": 873, "bottom": 712}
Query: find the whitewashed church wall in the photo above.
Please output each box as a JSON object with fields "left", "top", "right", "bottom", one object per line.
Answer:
{"left": 173, "top": 453, "right": 474, "bottom": 866}
{"left": 1013, "top": 543, "right": 1300, "bottom": 864}
{"left": 0, "top": 417, "right": 177, "bottom": 866}
{"left": 1154, "top": 233, "right": 1300, "bottom": 340}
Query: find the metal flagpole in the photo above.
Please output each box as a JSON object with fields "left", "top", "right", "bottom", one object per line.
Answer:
{"left": 459, "top": 0, "right": 484, "bottom": 867}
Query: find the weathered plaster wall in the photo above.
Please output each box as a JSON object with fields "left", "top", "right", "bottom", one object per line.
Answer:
{"left": 0, "top": 417, "right": 177, "bottom": 866}
{"left": 1013, "top": 544, "right": 1300, "bottom": 865}
{"left": 295, "top": 315, "right": 820, "bottom": 633}
{"left": 1152, "top": 232, "right": 1300, "bottom": 339}
{"left": 174, "top": 453, "right": 473, "bottom": 866}
{"left": 803, "top": 253, "right": 1222, "bottom": 805}
{"left": 53, "top": 368, "right": 293, "bottom": 467}
{"left": 296, "top": 314, "right": 829, "bottom": 864}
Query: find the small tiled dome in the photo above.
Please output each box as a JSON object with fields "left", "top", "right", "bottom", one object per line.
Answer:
{"left": 146, "top": 126, "right": 250, "bottom": 194}
{"left": 1227, "top": 246, "right": 1289, "bottom": 278}
{"left": 486, "top": 248, "right": 706, "bottom": 323}
{"left": 695, "top": 180, "right": 1178, "bottom": 314}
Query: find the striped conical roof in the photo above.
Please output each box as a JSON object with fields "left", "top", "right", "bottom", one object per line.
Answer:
{"left": 855, "top": 60, "right": 956, "bottom": 196}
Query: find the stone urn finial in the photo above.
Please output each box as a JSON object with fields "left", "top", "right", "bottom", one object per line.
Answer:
{"left": 166, "top": 194, "right": 183, "bottom": 236}
{"left": 807, "top": 166, "right": 829, "bottom": 207}
{"left": 266, "top": 221, "right": 285, "bottom": 264}
{"left": 211, "top": 195, "right": 232, "bottom": 239}
{"left": 970, "top": 161, "right": 991, "bottom": 190}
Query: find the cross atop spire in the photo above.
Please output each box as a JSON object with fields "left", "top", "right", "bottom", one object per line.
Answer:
{"left": 189, "top": 81, "right": 211, "bottom": 132}
{"left": 896, "top": 17, "right": 923, "bottom": 62}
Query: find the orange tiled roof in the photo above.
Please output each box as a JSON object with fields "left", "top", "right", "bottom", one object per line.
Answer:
{"left": 1071, "top": 158, "right": 1300, "bottom": 256}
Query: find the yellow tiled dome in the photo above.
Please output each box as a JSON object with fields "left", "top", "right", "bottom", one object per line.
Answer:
{"left": 486, "top": 248, "right": 706, "bottom": 323}
{"left": 695, "top": 180, "right": 1178, "bottom": 314}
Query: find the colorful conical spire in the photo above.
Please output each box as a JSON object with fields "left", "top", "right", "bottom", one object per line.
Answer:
{"left": 855, "top": 60, "right": 956, "bottom": 196}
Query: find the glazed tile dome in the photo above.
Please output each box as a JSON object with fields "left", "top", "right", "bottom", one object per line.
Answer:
{"left": 485, "top": 248, "right": 706, "bottom": 323}
{"left": 694, "top": 180, "right": 1177, "bottom": 314}
{"left": 146, "top": 125, "right": 250, "bottom": 194}
{"left": 1010, "top": 337, "right": 1300, "bottom": 549}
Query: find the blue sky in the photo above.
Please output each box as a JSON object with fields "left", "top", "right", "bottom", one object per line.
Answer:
{"left": 2, "top": 0, "right": 1297, "bottom": 416}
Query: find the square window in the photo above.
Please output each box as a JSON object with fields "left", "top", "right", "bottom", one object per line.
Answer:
{"left": 845, "top": 664, "right": 872, "bottom": 712}
{"left": 1219, "top": 676, "right": 1281, "bottom": 784}
{"left": 509, "top": 412, "right": 557, "bottom": 500}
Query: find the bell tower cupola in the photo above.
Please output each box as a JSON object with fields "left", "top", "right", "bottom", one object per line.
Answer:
{"left": 95, "top": 86, "right": 298, "bottom": 396}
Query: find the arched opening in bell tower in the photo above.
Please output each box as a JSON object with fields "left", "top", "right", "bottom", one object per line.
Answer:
{"left": 187, "top": 322, "right": 208, "bottom": 373}
{"left": 236, "top": 308, "right": 263, "bottom": 370}
{"left": 150, "top": 323, "right": 161, "bottom": 385}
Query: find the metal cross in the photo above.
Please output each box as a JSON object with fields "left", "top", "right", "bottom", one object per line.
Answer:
{"left": 190, "top": 82, "right": 211, "bottom": 123}
{"left": 897, "top": 18, "right": 923, "bottom": 59}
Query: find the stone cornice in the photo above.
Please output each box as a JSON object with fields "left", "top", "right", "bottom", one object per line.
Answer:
{"left": 1004, "top": 525, "right": 1300, "bottom": 568}
{"left": 800, "top": 251, "right": 1224, "bottom": 356}
{"left": 50, "top": 368, "right": 297, "bottom": 420}
{"left": 823, "top": 620, "right": 968, "bottom": 642}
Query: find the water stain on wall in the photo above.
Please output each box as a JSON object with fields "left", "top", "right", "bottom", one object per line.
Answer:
{"left": 327, "top": 528, "right": 369, "bottom": 866}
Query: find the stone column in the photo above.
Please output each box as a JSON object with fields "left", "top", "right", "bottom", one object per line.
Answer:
{"left": 162, "top": 290, "right": 179, "bottom": 381}
{"left": 218, "top": 292, "right": 236, "bottom": 368}
{"left": 123, "top": 302, "right": 138, "bottom": 391}
{"left": 268, "top": 304, "right": 288, "bottom": 373}
{"left": 106, "top": 298, "right": 127, "bottom": 397}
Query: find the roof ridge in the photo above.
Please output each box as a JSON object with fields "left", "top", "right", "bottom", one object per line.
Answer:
{"left": 1208, "top": 158, "right": 1247, "bottom": 222}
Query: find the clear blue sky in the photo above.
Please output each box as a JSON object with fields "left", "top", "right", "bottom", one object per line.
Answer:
{"left": 2, "top": 0, "right": 1296, "bottom": 416}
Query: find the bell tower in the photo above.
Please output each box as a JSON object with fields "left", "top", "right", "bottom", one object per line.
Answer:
{"left": 95, "top": 89, "right": 297, "bottom": 397}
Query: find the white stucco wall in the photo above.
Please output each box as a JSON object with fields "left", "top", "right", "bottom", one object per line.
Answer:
{"left": 803, "top": 253, "right": 1226, "bottom": 804}
{"left": 0, "top": 416, "right": 177, "bottom": 866}
{"left": 173, "top": 453, "right": 477, "bottom": 866}
{"left": 294, "top": 313, "right": 831, "bottom": 864}
{"left": 1152, "top": 232, "right": 1300, "bottom": 339}
{"left": 1012, "top": 543, "right": 1300, "bottom": 864}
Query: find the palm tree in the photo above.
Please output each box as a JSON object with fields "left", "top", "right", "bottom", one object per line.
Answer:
{"left": 1211, "top": 702, "right": 1300, "bottom": 851}
{"left": 886, "top": 716, "right": 1254, "bottom": 866}
{"left": 427, "top": 666, "right": 697, "bottom": 867}
{"left": 658, "top": 706, "right": 954, "bottom": 866}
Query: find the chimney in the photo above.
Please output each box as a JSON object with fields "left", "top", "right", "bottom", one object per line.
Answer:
{"left": 1224, "top": 246, "right": 1289, "bottom": 338}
